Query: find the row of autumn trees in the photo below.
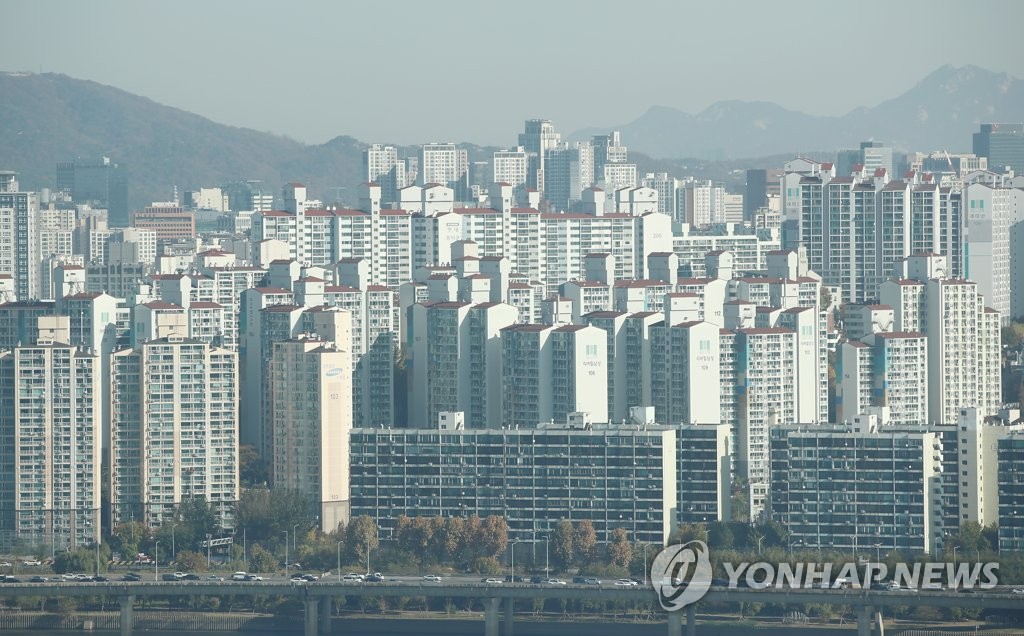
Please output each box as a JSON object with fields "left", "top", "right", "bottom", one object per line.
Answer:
{"left": 393, "top": 515, "right": 509, "bottom": 572}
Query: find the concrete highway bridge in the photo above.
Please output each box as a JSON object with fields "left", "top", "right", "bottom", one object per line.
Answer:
{"left": 0, "top": 579, "right": 1020, "bottom": 636}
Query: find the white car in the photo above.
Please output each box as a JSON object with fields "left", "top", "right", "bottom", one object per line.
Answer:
{"left": 545, "top": 578, "right": 567, "bottom": 585}
{"left": 1012, "top": 588, "right": 1024, "bottom": 595}
{"left": 615, "top": 579, "right": 639, "bottom": 586}
{"left": 22, "top": 560, "right": 41, "bottom": 566}
{"left": 231, "top": 572, "right": 247, "bottom": 581}
{"left": 0, "top": 562, "right": 11, "bottom": 568}
{"left": 920, "top": 582, "right": 943, "bottom": 591}
{"left": 342, "top": 574, "right": 362, "bottom": 582}
{"left": 422, "top": 575, "right": 443, "bottom": 582}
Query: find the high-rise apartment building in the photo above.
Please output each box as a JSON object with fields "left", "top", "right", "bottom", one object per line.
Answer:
{"left": 420, "top": 143, "right": 469, "bottom": 200}
{"left": 963, "top": 180, "right": 1011, "bottom": 322}
{"left": 110, "top": 335, "right": 239, "bottom": 529}
{"left": 269, "top": 335, "right": 352, "bottom": 533}
{"left": 363, "top": 144, "right": 409, "bottom": 204}
{"left": 973, "top": 123, "right": 1024, "bottom": 177}
{"left": 0, "top": 172, "right": 39, "bottom": 301}
{"left": 518, "top": 119, "right": 561, "bottom": 193}
{"left": 543, "top": 143, "right": 594, "bottom": 211}
{"left": 55, "top": 157, "right": 129, "bottom": 227}
{"left": 492, "top": 147, "right": 529, "bottom": 189}
{"left": 770, "top": 416, "right": 943, "bottom": 556}
{"left": 408, "top": 301, "right": 518, "bottom": 428}
{"left": 349, "top": 422, "right": 677, "bottom": 544}
{"left": 0, "top": 340, "right": 101, "bottom": 550}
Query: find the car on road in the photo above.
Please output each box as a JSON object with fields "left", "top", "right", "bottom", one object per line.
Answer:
{"left": 301, "top": 574, "right": 319, "bottom": 581}
{"left": 481, "top": 578, "right": 502, "bottom": 584}
{"left": 886, "top": 582, "right": 902, "bottom": 591}
{"left": 244, "top": 574, "right": 263, "bottom": 581}
{"left": 615, "top": 579, "right": 638, "bottom": 586}
{"left": 29, "top": 576, "right": 48, "bottom": 582}
{"left": 182, "top": 573, "right": 201, "bottom": 581}
{"left": 162, "top": 573, "right": 182, "bottom": 581}
{"left": 231, "top": 572, "right": 248, "bottom": 581}
{"left": 545, "top": 578, "right": 567, "bottom": 585}
{"left": 1012, "top": 588, "right": 1024, "bottom": 595}
{"left": 583, "top": 578, "right": 602, "bottom": 585}
{"left": 207, "top": 575, "right": 225, "bottom": 581}
{"left": 22, "top": 560, "right": 41, "bottom": 567}
{"left": 422, "top": 575, "right": 443, "bottom": 582}
{"left": 529, "top": 576, "right": 543, "bottom": 584}
{"left": 2, "top": 576, "right": 21, "bottom": 583}
{"left": 0, "top": 562, "right": 11, "bottom": 568}
{"left": 920, "top": 582, "right": 943, "bottom": 591}
{"left": 342, "top": 574, "right": 363, "bottom": 582}
{"left": 290, "top": 575, "right": 307, "bottom": 583}
{"left": 92, "top": 576, "right": 108, "bottom": 582}
{"left": 121, "top": 573, "right": 142, "bottom": 582}
{"left": 365, "top": 574, "right": 384, "bottom": 582}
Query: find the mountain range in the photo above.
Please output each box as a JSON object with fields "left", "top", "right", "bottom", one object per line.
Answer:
{"left": 0, "top": 65, "right": 1020, "bottom": 210}
{"left": 570, "top": 65, "right": 1024, "bottom": 159}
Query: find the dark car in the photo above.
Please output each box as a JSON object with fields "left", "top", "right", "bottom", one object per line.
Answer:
{"left": 121, "top": 573, "right": 142, "bottom": 582}
{"left": 182, "top": 573, "right": 201, "bottom": 581}
{"left": 91, "top": 576, "right": 108, "bottom": 582}
{"left": 711, "top": 578, "right": 729, "bottom": 587}
{"left": 870, "top": 582, "right": 889, "bottom": 591}
{"left": 503, "top": 575, "right": 525, "bottom": 583}
{"left": 29, "top": 576, "right": 47, "bottom": 583}
{"left": 365, "top": 574, "right": 383, "bottom": 582}
{"left": 529, "top": 575, "right": 544, "bottom": 584}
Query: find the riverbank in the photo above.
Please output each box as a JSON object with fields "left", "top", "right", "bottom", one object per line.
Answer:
{"left": 0, "top": 610, "right": 1019, "bottom": 635}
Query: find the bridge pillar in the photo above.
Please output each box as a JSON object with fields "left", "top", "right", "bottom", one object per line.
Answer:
{"left": 484, "top": 597, "right": 500, "bottom": 636}
{"left": 119, "top": 595, "right": 134, "bottom": 636}
{"left": 502, "top": 597, "right": 514, "bottom": 636}
{"left": 304, "top": 598, "right": 319, "bottom": 636}
{"left": 874, "top": 609, "right": 884, "bottom": 636}
{"left": 857, "top": 605, "right": 872, "bottom": 636}
{"left": 686, "top": 605, "right": 696, "bottom": 636}
{"left": 319, "top": 596, "right": 332, "bottom": 634}
{"left": 666, "top": 610, "right": 682, "bottom": 636}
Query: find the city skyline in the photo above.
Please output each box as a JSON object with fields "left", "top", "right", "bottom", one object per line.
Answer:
{"left": 2, "top": 0, "right": 1022, "bottom": 146}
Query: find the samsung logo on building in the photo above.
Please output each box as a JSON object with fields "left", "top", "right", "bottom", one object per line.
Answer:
{"left": 325, "top": 367, "right": 344, "bottom": 378}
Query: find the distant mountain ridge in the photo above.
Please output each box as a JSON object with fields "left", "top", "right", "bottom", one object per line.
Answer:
{"left": 0, "top": 65, "right": 1019, "bottom": 209}
{"left": 570, "top": 65, "right": 1024, "bottom": 159}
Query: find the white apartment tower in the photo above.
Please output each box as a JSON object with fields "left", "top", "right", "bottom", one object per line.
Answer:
{"left": 492, "top": 147, "right": 529, "bottom": 189}
{"left": 269, "top": 335, "right": 353, "bottom": 533}
{"left": 110, "top": 336, "right": 239, "bottom": 529}
{"left": 0, "top": 340, "right": 101, "bottom": 550}
{"left": 0, "top": 171, "right": 39, "bottom": 301}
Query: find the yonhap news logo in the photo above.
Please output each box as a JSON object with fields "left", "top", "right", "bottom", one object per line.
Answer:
{"left": 650, "top": 540, "right": 713, "bottom": 611}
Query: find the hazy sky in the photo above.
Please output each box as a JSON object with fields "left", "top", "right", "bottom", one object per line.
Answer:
{"left": 3, "top": 0, "right": 1022, "bottom": 147}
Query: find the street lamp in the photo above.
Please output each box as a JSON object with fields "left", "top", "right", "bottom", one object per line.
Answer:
{"left": 154, "top": 541, "right": 160, "bottom": 581}
{"left": 873, "top": 543, "right": 881, "bottom": 565}
{"left": 510, "top": 539, "right": 520, "bottom": 580}
{"left": 757, "top": 535, "right": 765, "bottom": 554}
{"left": 206, "top": 534, "right": 212, "bottom": 569}
{"left": 337, "top": 540, "right": 344, "bottom": 582}
{"left": 542, "top": 535, "right": 549, "bottom": 577}
{"left": 789, "top": 540, "right": 802, "bottom": 556}
{"left": 171, "top": 525, "right": 176, "bottom": 561}
{"left": 282, "top": 531, "right": 289, "bottom": 579}
{"left": 952, "top": 545, "right": 960, "bottom": 568}
{"left": 293, "top": 524, "right": 300, "bottom": 555}
{"left": 642, "top": 544, "right": 649, "bottom": 585}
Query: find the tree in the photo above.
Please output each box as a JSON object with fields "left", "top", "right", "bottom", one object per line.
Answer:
{"left": 573, "top": 520, "right": 598, "bottom": 564}
{"left": 395, "top": 516, "right": 433, "bottom": 565}
{"left": 708, "top": 521, "right": 734, "bottom": 550}
{"left": 235, "top": 487, "right": 314, "bottom": 543}
{"left": 476, "top": 516, "right": 509, "bottom": 561}
{"left": 248, "top": 543, "right": 277, "bottom": 573}
{"left": 347, "top": 515, "right": 379, "bottom": 571}
{"left": 174, "top": 495, "right": 220, "bottom": 551}
{"left": 175, "top": 550, "right": 207, "bottom": 572}
{"left": 239, "top": 444, "right": 268, "bottom": 487}
{"left": 607, "top": 528, "right": 632, "bottom": 568}
{"left": 112, "top": 521, "right": 150, "bottom": 560}
{"left": 551, "top": 520, "right": 574, "bottom": 570}
{"left": 669, "top": 523, "right": 707, "bottom": 545}
{"left": 53, "top": 548, "right": 104, "bottom": 574}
